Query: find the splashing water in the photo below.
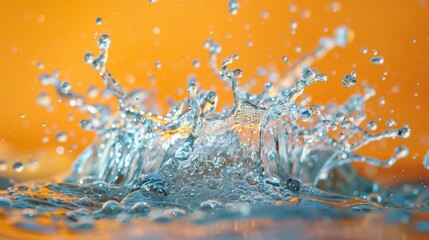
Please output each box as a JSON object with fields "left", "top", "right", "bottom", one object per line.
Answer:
{"left": 1, "top": 24, "right": 429, "bottom": 238}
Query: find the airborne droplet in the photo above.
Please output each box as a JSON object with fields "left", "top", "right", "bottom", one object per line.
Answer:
{"left": 342, "top": 71, "right": 357, "bottom": 88}
{"left": 371, "top": 57, "right": 384, "bottom": 65}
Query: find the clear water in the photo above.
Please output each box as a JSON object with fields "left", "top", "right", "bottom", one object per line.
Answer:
{"left": 1, "top": 25, "right": 429, "bottom": 239}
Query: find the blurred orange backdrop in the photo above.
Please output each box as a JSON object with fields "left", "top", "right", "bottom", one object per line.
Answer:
{"left": 0, "top": 0, "right": 428, "bottom": 185}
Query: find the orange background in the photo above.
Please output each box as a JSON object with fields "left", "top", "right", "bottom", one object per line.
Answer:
{"left": 0, "top": 0, "right": 428, "bottom": 185}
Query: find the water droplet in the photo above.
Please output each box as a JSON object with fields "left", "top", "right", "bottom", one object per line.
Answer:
{"left": 371, "top": 57, "right": 384, "bottom": 65}
{"left": 36, "top": 92, "right": 51, "bottom": 107}
{"left": 0, "top": 160, "right": 7, "bottom": 171}
{"left": 101, "top": 200, "right": 122, "bottom": 214}
{"left": 192, "top": 59, "right": 200, "bottom": 68}
{"left": 302, "top": 68, "right": 317, "bottom": 81}
{"left": 290, "top": 20, "right": 298, "bottom": 35}
{"left": 97, "top": 34, "right": 111, "bottom": 50}
{"left": 233, "top": 69, "right": 243, "bottom": 78}
{"left": 228, "top": 0, "right": 239, "bottom": 15}
{"left": 341, "top": 119, "right": 351, "bottom": 129}
{"left": 386, "top": 119, "right": 397, "bottom": 127}
{"left": 95, "top": 17, "right": 102, "bottom": 25}
{"left": 281, "top": 55, "right": 290, "bottom": 64}
{"left": 56, "top": 146, "right": 65, "bottom": 155}
{"left": 288, "top": 4, "right": 298, "bottom": 13}
{"left": 152, "top": 26, "right": 160, "bottom": 35}
{"left": 13, "top": 162, "right": 24, "bottom": 172}
{"left": 398, "top": 125, "right": 411, "bottom": 138}
{"left": 329, "top": 1, "right": 342, "bottom": 12}
{"left": 60, "top": 82, "right": 72, "bottom": 94}
{"left": 87, "top": 85, "right": 99, "bottom": 98}
{"left": 342, "top": 71, "right": 357, "bottom": 88}
{"left": 361, "top": 48, "right": 367, "bottom": 54}
{"left": 84, "top": 52, "right": 94, "bottom": 64}
{"left": 301, "top": 9, "right": 311, "bottom": 19}
{"left": 20, "top": 113, "right": 26, "bottom": 119}
{"left": 37, "top": 62, "right": 45, "bottom": 70}
{"left": 261, "top": 10, "right": 270, "bottom": 19}
{"left": 55, "top": 131, "right": 68, "bottom": 143}
{"left": 154, "top": 61, "right": 162, "bottom": 69}
{"left": 368, "top": 121, "right": 378, "bottom": 131}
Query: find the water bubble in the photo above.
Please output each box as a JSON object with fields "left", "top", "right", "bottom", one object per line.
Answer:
{"left": 18, "top": 185, "right": 29, "bottom": 191}
{"left": 361, "top": 48, "right": 368, "bottom": 54}
{"left": 20, "top": 113, "right": 25, "bottom": 119}
{"left": 261, "top": 10, "right": 270, "bottom": 19}
{"left": 87, "top": 85, "right": 99, "bottom": 98}
{"left": 200, "top": 200, "right": 223, "bottom": 211}
{"left": 37, "top": 62, "right": 45, "bottom": 70}
{"left": 329, "top": 1, "right": 342, "bottom": 12}
{"left": 60, "top": 82, "right": 72, "bottom": 94}
{"left": 203, "top": 39, "right": 221, "bottom": 55}
{"left": 302, "top": 68, "right": 317, "bottom": 81}
{"left": 281, "top": 55, "right": 290, "bottom": 64}
{"left": 97, "top": 34, "right": 111, "bottom": 50}
{"left": 95, "top": 17, "right": 102, "bottom": 25}
{"left": 342, "top": 71, "right": 357, "bottom": 88}
{"left": 233, "top": 69, "right": 243, "bottom": 78}
{"left": 192, "top": 59, "right": 200, "bottom": 68}
{"left": 55, "top": 131, "right": 68, "bottom": 143}
{"left": 131, "top": 202, "right": 150, "bottom": 213}
{"left": 152, "top": 26, "right": 160, "bottom": 35}
{"left": 0, "top": 160, "right": 7, "bottom": 171}
{"left": 371, "top": 57, "right": 384, "bottom": 65}
{"left": 36, "top": 92, "right": 51, "bottom": 107}
{"left": 398, "top": 125, "right": 411, "bottom": 138}
{"left": 84, "top": 52, "right": 94, "bottom": 64}
{"left": 13, "top": 162, "right": 24, "bottom": 172}
{"left": 340, "top": 119, "right": 351, "bottom": 129}
{"left": 301, "top": 9, "right": 311, "bottom": 19}
{"left": 56, "top": 146, "right": 65, "bottom": 155}
{"left": 387, "top": 119, "right": 397, "bottom": 127}
{"left": 228, "top": 0, "right": 239, "bottom": 15}
{"left": 288, "top": 4, "right": 298, "bottom": 13}
{"left": 285, "top": 178, "right": 301, "bottom": 192}
{"left": 154, "top": 61, "right": 162, "bottom": 69}
{"left": 101, "top": 200, "right": 122, "bottom": 215}
{"left": 290, "top": 20, "right": 298, "bottom": 35}
{"left": 318, "top": 74, "right": 328, "bottom": 82}
{"left": 372, "top": 49, "right": 378, "bottom": 56}
{"left": 368, "top": 121, "right": 378, "bottom": 131}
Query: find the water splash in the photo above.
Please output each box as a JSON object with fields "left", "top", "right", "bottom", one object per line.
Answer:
{"left": 0, "top": 25, "right": 425, "bottom": 237}
{"left": 32, "top": 26, "right": 412, "bottom": 195}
